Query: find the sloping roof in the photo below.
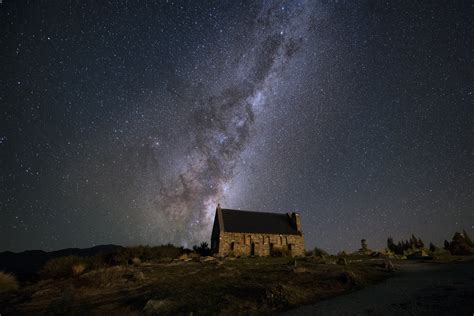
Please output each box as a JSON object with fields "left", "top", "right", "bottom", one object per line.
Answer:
{"left": 220, "top": 208, "right": 299, "bottom": 235}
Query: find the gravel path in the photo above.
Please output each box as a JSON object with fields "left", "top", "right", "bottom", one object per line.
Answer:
{"left": 284, "top": 262, "right": 474, "bottom": 316}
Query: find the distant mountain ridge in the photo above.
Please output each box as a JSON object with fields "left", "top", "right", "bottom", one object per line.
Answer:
{"left": 0, "top": 244, "right": 123, "bottom": 279}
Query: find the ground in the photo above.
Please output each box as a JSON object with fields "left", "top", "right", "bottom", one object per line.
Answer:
{"left": 0, "top": 256, "right": 389, "bottom": 315}
{"left": 1, "top": 256, "right": 473, "bottom": 315}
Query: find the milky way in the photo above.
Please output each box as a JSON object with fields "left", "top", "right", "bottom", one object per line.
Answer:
{"left": 138, "top": 3, "right": 313, "bottom": 246}
{"left": 1, "top": 1, "right": 472, "bottom": 252}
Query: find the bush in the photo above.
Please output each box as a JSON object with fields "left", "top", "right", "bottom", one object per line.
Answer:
{"left": 40, "top": 256, "right": 86, "bottom": 279}
{"left": 0, "top": 271, "right": 19, "bottom": 293}
{"left": 313, "top": 246, "right": 329, "bottom": 257}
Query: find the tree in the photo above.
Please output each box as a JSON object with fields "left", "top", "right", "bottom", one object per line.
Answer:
{"left": 463, "top": 230, "right": 474, "bottom": 247}
{"left": 417, "top": 238, "right": 424, "bottom": 249}
{"left": 429, "top": 242, "right": 437, "bottom": 252}
{"left": 193, "top": 242, "right": 211, "bottom": 256}
{"left": 444, "top": 240, "right": 450, "bottom": 250}
{"left": 387, "top": 237, "right": 395, "bottom": 252}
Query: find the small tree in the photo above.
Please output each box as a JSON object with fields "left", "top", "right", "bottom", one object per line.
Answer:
{"left": 417, "top": 238, "right": 424, "bottom": 249}
{"left": 429, "top": 242, "right": 437, "bottom": 253}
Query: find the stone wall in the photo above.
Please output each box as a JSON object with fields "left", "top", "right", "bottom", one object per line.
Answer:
{"left": 217, "top": 232, "right": 305, "bottom": 257}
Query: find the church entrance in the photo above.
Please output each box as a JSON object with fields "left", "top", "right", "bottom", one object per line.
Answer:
{"left": 250, "top": 242, "right": 255, "bottom": 256}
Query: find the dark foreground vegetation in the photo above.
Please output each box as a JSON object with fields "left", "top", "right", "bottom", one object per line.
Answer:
{"left": 0, "top": 247, "right": 391, "bottom": 315}
{"left": 0, "top": 230, "right": 472, "bottom": 315}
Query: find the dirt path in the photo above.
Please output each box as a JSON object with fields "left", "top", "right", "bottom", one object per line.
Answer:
{"left": 285, "top": 262, "right": 474, "bottom": 315}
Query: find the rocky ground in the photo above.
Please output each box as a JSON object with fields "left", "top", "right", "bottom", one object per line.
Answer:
{"left": 0, "top": 256, "right": 391, "bottom": 315}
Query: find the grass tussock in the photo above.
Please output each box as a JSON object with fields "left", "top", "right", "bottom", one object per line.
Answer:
{"left": 0, "top": 271, "right": 19, "bottom": 293}
{"left": 71, "top": 263, "right": 86, "bottom": 276}
{"left": 40, "top": 256, "right": 86, "bottom": 279}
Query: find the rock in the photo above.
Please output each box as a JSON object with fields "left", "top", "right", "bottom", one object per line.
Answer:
{"left": 201, "top": 256, "right": 217, "bottom": 263}
{"left": 337, "top": 257, "right": 347, "bottom": 265}
{"left": 143, "top": 299, "right": 178, "bottom": 315}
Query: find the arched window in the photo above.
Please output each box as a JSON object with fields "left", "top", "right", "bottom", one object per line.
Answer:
{"left": 230, "top": 242, "right": 235, "bottom": 251}
{"left": 285, "top": 236, "right": 288, "bottom": 245}
{"left": 279, "top": 236, "right": 283, "bottom": 245}
{"left": 247, "top": 235, "right": 251, "bottom": 245}
{"left": 266, "top": 236, "right": 270, "bottom": 245}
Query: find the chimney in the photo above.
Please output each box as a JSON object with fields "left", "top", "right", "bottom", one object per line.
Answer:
{"left": 291, "top": 212, "right": 302, "bottom": 232}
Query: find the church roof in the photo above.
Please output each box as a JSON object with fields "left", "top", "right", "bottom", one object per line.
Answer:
{"left": 219, "top": 208, "right": 299, "bottom": 235}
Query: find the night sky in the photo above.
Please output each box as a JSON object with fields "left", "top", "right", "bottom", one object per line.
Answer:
{"left": 1, "top": 1, "right": 472, "bottom": 253}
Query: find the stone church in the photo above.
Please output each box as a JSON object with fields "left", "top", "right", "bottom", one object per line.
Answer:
{"left": 210, "top": 204, "right": 305, "bottom": 257}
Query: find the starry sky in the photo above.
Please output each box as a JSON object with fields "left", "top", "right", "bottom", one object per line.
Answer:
{"left": 1, "top": 1, "right": 472, "bottom": 253}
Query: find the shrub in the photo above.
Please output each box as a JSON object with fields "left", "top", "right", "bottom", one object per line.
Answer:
{"left": 40, "top": 256, "right": 86, "bottom": 279}
{"left": 0, "top": 271, "right": 19, "bottom": 293}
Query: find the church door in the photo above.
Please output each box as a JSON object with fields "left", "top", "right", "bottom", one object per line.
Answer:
{"left": 250, "top": 242, "right": 255, "bottom": 256}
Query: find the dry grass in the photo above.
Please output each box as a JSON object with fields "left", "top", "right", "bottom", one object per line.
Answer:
{"left": 40, "top": 256, "right": 85, "bottom": 279}
{"left": 82, "top": 266, "right": 125, "bottom": 288}
{"left": 0, "top": 271, "right": 19, "bottom": 293}
{"left": 2, "top": 257, "right": 393, "bottom": 314}
{"left": 72, "top": 263, "right": 86, "bottom": 276}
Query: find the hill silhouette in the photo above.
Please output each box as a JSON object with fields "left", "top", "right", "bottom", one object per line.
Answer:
{"left": 0, "top": 245, "right": 123, "bottom": 280}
